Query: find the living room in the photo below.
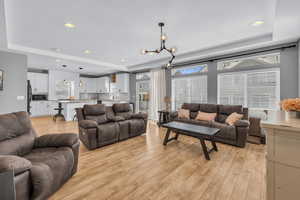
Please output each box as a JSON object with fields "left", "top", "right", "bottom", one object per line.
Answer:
{"left": 0, "top": 0, "right": 300, "bottom": 200}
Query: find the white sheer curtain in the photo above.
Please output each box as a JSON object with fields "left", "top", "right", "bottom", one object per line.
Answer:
{"left": 149, "top": 69, "right": 166, "bottom": 120}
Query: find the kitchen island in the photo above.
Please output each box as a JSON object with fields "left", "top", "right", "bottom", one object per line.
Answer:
{"left": 261, "top": 111, "right": 300, "bottom": 200}
{"left": 59, "top": 99, "right": 97, "bottom": 121}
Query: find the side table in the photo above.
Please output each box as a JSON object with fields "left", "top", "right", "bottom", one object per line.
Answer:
{"left": 157, "top": 110, "right": 171, "bottom": 126}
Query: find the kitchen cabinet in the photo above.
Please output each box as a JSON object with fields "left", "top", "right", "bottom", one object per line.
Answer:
{"left": 80, "top": 78, "right": 97, "bottom": 93}
{"left": 111, "top": 73, "right": 129, "bottom": 93}
{"left": 28, "top": 72, "right": 48, "bottom": 94}
{"left": 31, "top": 101, "right": 49, "bottom": 117}
{"left": 262, "top": 112, "right": 300, "bottom": 200}
{"left": 96, "top": 77, "right": 110, "bottom": 93}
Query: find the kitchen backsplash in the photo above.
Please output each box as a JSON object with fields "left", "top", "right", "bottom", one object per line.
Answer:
{"left": 80, "top": 93, "right": 129, "bottom": 101}
{"left": 98, "top": 93, "right": 129, "bottom": 101}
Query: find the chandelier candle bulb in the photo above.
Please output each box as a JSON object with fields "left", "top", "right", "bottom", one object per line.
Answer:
{"left": 161, "top": 34, "right": 167, "bottom": 41}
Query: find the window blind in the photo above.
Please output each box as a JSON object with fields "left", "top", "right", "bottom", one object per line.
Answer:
{"left": 218, "top": 69, "right": 280, "bottom": 110}
{"left": 172, "top": 75, "right": 207, "bottom": 110}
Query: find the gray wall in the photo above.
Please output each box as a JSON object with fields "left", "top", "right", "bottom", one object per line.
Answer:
{"left": 299, "top": 40, "right": 300, "bottom": 96}
{"left": 0, "top": 50, "right": 27, "bottom": 114}
{"left": 129, "top": 73, "right": 136, "bottom": 103}
{"left": 280, "top": 47, "right": 299, "bottom": 99}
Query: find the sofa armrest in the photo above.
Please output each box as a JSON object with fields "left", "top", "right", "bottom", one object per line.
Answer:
{"left": 249, "top": 117, "right": 262, "bottom": 137}
{"left": 235, "top": 124, "right": 249, "bottom": 148}
{"left": 79, "top": 120, "right": 98, "bottom": 129}
{"left": 131, "top": 113, "right": 148, "bottom": 120}
{"left": 34, "top": 133, "right": 79, "bottom": 148}
{"left": 0, "top": 155, "right": 32, "bottom": 175}
{"left": 169, "top": 111, "right": 178, "bottom": 120}
{"left": 234, "top": 120, "right": 250, "bottom": 127}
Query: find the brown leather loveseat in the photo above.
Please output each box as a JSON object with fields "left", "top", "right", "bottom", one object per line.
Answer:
{"left": 76, "top": 103, "right": 147, "bottom": 150}
{"left": 0, "top": 111, "right": 80, "bottom": 200}
{"left": 170, "top": 103, "right": 250, "bottom": 147}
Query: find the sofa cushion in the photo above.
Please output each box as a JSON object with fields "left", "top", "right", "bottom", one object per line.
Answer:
{"left": 83, "top": 104, "right": 106, "bottom": 116}
{"left": 0, "top": 112, "right": 36, "bottom": 156}
{"left": 85, "top": 115, "right": 107, "bottom": 125}
{"left": 24, "top": 147, "right": 74, "bottom": 199}
{"left": 190, "top": 112, "right": 198, "bottom": 119}
{"left": 217, "top": 105, "right": 243, "bottom": 123}
{"left": 116, "top": 112, "right": 132, "bottom": 120}
{"left": 181, "top": 103, "right": 199, "bottom": 112}
{"left": 199, "top": 104, "right": 218, "bottom": 113}
{"left": 97, "top": 122, "right": 119, "bottom": 143}
{"left": 195, "top": 111, "right": 217, "bottom": 121}
{"left": 211, "top": 121, "right": 236, "bottom": 140}
{"left": 128, "top": 119, "right": 146, "bottom": 137}
{"left": 83, "top": 104, "right": 108, "bottom": 124}
{"left": 113, "top": 103, "right": 131, "bottom": 113}
{"left": 178, "top": 109, "right": 190, "bottom": 119}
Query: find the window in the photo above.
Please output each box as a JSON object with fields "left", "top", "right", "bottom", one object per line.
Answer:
{"left": 136, "top": 72, "right": 150, "bottom": 80}
{"left": 136, "top": 72, "right": 150, "bottom": 113}
{"left": 172, "top": 64, "right": 208, "bottom": 76}
{"left": 218, "top": 69, "right": 280, "bottom": 110}
{"left": 172, "top": 75, "right": 207, "bottom": 110}
{"left": 217, "top": 53, "right": 280, "bottom": 71}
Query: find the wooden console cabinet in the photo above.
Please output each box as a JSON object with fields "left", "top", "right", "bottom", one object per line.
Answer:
{"left": 262, "top": 112, "right": 300, "bottom": 200}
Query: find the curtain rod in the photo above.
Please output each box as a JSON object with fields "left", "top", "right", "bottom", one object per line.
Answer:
{"left": 131, "top": 42, "right": 297, "bottom": 73}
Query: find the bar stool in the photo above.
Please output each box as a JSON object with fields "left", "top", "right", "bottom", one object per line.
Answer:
{"left": 53, "top": 102, "right": 65, "bottom": 122}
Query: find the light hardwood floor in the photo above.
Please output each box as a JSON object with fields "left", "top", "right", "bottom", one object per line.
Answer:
{"left": 31, "top": 117, "right": 266, "bottom": 200}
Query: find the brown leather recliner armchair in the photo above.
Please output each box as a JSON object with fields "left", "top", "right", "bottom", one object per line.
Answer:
{"left": 0, "top": 111, "right": 80, "bottom": 200}
{"left": 76, "top": 103, "right": 148, "bottom": 150}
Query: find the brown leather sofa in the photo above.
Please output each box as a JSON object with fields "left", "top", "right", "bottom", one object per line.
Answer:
{"left": 0, "top": 111, "right": 79, "bottom": 200}
{"left": 170, "top": 103, "right": 250, "bottom": 147}
{"left": 76, "top": 103, "right": 147, "bottom": 150}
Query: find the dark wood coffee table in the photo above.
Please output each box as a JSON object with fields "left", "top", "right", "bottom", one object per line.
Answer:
{"left": 162, "top": 121, "right": 220, "bottom": 160}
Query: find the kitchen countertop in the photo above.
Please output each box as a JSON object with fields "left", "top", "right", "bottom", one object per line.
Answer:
{"left": 261, "top": 111, "right": 300, "bottom": 132}
{"left": 58, "top": 99, "right": 97, "bottom": 103}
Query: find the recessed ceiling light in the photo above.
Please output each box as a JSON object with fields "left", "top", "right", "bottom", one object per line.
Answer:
{"left": 84, "top": 50, "right": 91, "bottom": 54}
{"left": 64, "top": 23, "right": 76, "bottom": 28}
{"left": 121, "top": 58, "right": 126, "bottom": 63}
{"left": 55, "top": 59, "right": 61, "bottom": 62}
{"left": 252, "top": 20, "right": 265, "bottom": 26}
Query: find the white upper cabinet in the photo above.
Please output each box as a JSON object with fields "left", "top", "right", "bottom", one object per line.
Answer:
{"left": 96, "top": 77, "right": 110, "bottom": 93}
{"left": 114, "top": 73, "right": 129, "bottom": 93}
{"left": 28, "top": 72, "right": 48, "bottom": 94}
{"left": 80, "top": 77, "right": 98, "bottom": 93}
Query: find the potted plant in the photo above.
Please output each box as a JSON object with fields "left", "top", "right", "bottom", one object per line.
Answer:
{"left": 281, "top": 98, "right": 300, "bottom": 120}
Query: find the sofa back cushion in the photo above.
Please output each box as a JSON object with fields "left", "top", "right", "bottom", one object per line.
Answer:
{"left": 113, "top": 103, "right": 132, "bottom": 120}
{"left": 83, "top": 104, "right": 107, "bottom": 124}
{"left": 199, "top": 104, "right": 218, "bottom": 113}
{"left": 0, "top": 112, "right": 36, "bottom": 156}
{"left": 217, "top": 105, "right": 243, "bottom": 123}
{"left": 181, "top": 103, "right": 199, "bottom": 119}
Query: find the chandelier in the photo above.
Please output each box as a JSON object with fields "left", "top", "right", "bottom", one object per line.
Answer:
{"left": 141, "top": 22, "right": 176, "bottom": 68}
